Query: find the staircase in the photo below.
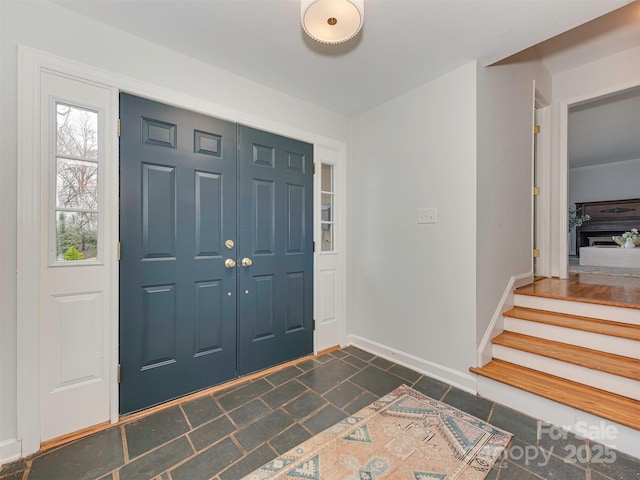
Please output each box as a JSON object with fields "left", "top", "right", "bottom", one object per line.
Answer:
{"left": 471, "top": 279, "right": 640, "bottom": 432}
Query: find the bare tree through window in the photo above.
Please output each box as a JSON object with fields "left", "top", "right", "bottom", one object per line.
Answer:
{"left": 55, "top": 103, "right": 99, "bottom": 261}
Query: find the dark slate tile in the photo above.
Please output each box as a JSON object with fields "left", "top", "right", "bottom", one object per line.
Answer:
{"left": 181, "top": 395, "right": 222, "bottom": 428}
{"left": 303, "top": 404, "right": 347, "bottom": 434}
{"left": 295, "top": 358, "right": 323, "bottom": 371}
{"left": 0, "top": 459, "right": 26, "bottom": 476}
{"left": 119, "top": 437, "right": 192, "bottom": 480}
{"left": 125, "top": 406, "right": 189, "bottom": 459}
{"left": 282, "top": 391, "right": 327, "bottom": 421}
{"left": 341, "top": 355, "right": 368, "bottom": 369}
{"left": 269, "top": 424, "right": 313, "bottom": 455}
{"left": 234, "top": 410, "right": 295, "bottom": 452}
{"left": 589, "top": 446, "right": 640, "bottom": 480}
{"left": 170, "top": 437, "right": 242, "bottom": 480}
{"left": 483, "top": 465, "right": 498, "bottom": 480}
{"left": 264, "top": 366, "right": 303, "bottom": 387}
{"left": 388, "top": 364, "right": 422, "bottom": 383}
{"left": 28, "top": 427, "right": 124, "bottom": 480}
{"left": 342, "top": 346, "right": 375, "bottom": 361}
{"left": 592, "top": 473, "right": 616, "bottom": 480}
{"left": 261, "top": 380, "right": 307, "bottom": 409}
{"left": 441, "top": 388, "right": 493, "bottom": 421}
{"left": 369, "top": 356, "right": 394, "bottom": 370}
{"left": 504, "top": 438, "right": 588, "bottom": 480}
{"left": 348, "top": 365, "right": 405, "bottom": 397}
{"left": 189, "top": 415, "right": 236, "bottom": 452}
{"left": 343, "top": 392, "right": 378, "bottom": 415}
{"left": 535, "top": 422, "right": 588, "bottom": 462}
{"left": 329, "top": 349, "right": 348, "bottom": 359}
{"left": 3, "top": 472, "right": 25, "bottom": 480}
{"left": 488, "top": 404, "right": 539, "bottom": 446}
{"left": 227, "top": 399, "right": 271, "bottom": 428}
{"left": 535, "top": 449, "right": 589, "bottom": 479}
{"left": 216, "top": 379, "right": 272, "bottom": 412}
{"left": 218, "top": 443, "right": 277, "bottom": 480}
{"left": 315, "top": 353, "right": 334, "bottom": 363}
{"left": 411, "top": 375, "right": 450, "bottom": 400}
{"left": 323, "top": 381, "right": 364, "bottom": 408}
{"left": 297, "top": 358, "right": 359, "bottom": 394}
{"left": 491, "top": 461, "right": 538, "bottom": 479}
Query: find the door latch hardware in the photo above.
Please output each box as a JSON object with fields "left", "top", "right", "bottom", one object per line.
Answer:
{"left": 225, "top": 259, "right": 237, "bottom": 269}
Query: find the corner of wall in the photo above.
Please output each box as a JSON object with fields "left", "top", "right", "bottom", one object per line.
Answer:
{"left": 476, "top": 272, "right": 533, "bottom": 367}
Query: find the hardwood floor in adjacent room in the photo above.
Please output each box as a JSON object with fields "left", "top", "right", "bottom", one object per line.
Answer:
{"left": 516, "top": 272, "right": 640, "bottom": 309}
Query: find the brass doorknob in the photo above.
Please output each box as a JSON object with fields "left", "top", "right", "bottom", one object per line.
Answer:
{"left": 224, "top": 258, "right": 236, "bottom": 269}
{"left": 241, "top": 257, "right": 253, "bottom": 267}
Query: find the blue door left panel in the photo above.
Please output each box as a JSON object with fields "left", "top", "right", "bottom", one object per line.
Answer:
{"left": 119, "top": 94, "right": 237, "bottom": 414}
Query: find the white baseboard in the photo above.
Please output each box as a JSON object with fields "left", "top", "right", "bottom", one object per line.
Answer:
{"left": 0, "top": 438, "right": 22, "bottom": 466}
{"left": 347, "top": 334, "right": 477, "bottom": 394}
{"left": 477, "top": 376, "right": 640, "bottom": 460}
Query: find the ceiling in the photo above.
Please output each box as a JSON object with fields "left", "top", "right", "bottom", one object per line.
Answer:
{"left": 51, "top": 0, "right": 637, "bottom": 117}
{"left": 51, "top": 0, "right": 640, "bottom": 167}
{"left": 568, "top": 86, "right": 640, "bottom": 168}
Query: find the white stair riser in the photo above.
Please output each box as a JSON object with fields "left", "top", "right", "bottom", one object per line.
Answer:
{"left": 514, "top": 295, "right": 640, "bottom": 326}
{"left": 503, "top": 317, "right": 640, "bottom": 359}
{"left": 492, "top": 345, "right": 640, "bottom": 401}
{"left": 476, "top": 376, "right": 640, "bottom": 459}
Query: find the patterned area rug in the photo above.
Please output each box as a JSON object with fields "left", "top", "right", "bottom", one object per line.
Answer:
{"left": 243, "top": 385, "right": 512, "bottom": 480}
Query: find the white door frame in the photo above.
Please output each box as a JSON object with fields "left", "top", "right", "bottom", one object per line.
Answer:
{"left": 17, "top": 46, "right": 347, "bottom": 457}
{"left": 555, "top": 79, "right": 640, "bottom": 279}
{"left": 533, "top": 88, "right": 551, "bottom": 279}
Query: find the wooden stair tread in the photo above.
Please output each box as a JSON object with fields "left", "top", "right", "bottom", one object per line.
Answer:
{"left": 471, "top": 360, "right": 640, "bottom": 431}
{"left": 514, "top": 276, "right": 640, "bottom": 310}
{"left": 493, "top": 332, "right": 640, "bottom": 381}
{"left": 504, "top": 306, "right": 640, "bottom": 341}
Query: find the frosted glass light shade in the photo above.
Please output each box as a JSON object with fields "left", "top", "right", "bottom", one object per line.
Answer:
{"left": 301, "top": 0, "right": 364, "bottom": 44}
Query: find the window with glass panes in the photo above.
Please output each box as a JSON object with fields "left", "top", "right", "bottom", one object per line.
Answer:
{"left": 54, "top": 102, "right": 100, "bottom": 261}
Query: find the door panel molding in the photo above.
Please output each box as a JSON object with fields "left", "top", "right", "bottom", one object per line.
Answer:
{"left": 17, "top": 46, "right": 345, "bottom": 458}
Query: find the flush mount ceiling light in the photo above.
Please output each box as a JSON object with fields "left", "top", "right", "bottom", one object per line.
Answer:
{"left": 301, "top": 0, "right": 364, "bottom": 44}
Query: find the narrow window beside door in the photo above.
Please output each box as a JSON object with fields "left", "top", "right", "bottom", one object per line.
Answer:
{"left": 320, "top": 163, "right": 335, "bottom": 252}
{"left": 53, "top": 102, "right": 100, "bottom": 262}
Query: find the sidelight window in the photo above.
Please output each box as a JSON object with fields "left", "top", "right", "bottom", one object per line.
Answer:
{"left": 53, "top": 102, "right": 100, "bottom": 262}
{"left": 320, "top": 163, "right": 335, "bottom": 252}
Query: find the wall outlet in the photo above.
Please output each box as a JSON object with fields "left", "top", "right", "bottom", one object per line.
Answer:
{"left": 418, "top": 207, "right": 437, "bottom": 224}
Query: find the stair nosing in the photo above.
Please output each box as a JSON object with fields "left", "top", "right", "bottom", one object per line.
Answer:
{"left": 471, "top": 360, "right": 640, "bottom": 431}
{"left": 492, "top": 331, "right": 640, "bottom": 381}
{"left": 504, "top": 306, "right": 640, "bottom": 341}
{"left": 513, "top": 288, "right": 640, "bottom": 311}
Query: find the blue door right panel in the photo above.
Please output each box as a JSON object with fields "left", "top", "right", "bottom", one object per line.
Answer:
{"left": 237, "top": 126, "right": 314, "bottom": 375}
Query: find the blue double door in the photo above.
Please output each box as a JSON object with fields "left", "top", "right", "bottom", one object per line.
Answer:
{"left": 119, "top": 94, "right": 313, "bottom": 414}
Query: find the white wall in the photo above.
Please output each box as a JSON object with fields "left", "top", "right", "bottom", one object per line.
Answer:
{"left": 347, "top": 63, "right": 478, "bottom": 390}
{"left": 475, "top": 56, "right": 551, "bottom": 344}
{"left": 0, "top": 0, "right": 349, "bottom": 457}
{"left": 551, "top": 46, "right": 640, "bottom": 273}
{"left": 570, "top": 158, "right": 640, "bottom": 204}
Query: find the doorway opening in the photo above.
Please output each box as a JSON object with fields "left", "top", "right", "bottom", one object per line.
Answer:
{"left": 567, "top": 86, "right": 640, "bottom": 277}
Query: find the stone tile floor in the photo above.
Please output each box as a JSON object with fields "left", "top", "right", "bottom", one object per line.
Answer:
{"left": 1, "top": 346, "right": 638, "bottom": 480}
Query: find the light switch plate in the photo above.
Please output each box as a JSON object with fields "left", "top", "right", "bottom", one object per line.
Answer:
{"left": 418, "top": 207, "right": 437, "bottom": 224}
